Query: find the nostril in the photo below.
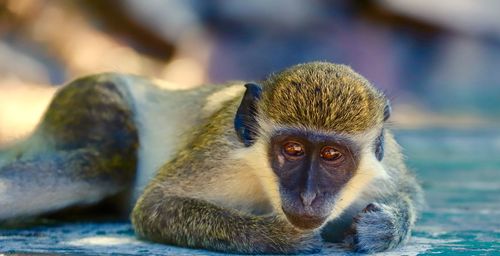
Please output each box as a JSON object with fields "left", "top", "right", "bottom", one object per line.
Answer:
{"left": 300, "top": 191, "right": 317, "bottom": 207}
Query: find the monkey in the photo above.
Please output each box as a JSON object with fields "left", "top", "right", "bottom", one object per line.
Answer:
{"left": 0, "top": 62, "right": 423, "bottom": 254}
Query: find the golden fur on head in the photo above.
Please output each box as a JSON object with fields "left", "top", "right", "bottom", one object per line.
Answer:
{"left": 259, "top": 62, "right": 387, "bottom": 133}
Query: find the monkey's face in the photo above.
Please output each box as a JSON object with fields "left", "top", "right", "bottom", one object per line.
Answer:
{"left": 268, "top": 128, "right": 360, "bottom": 230}
{"left": 235, "top": 63, "right": 390, "bottom": 229}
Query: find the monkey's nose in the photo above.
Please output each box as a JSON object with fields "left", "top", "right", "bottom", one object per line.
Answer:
{"left": 300, "top": 191, "right": 317, "bottom": 207}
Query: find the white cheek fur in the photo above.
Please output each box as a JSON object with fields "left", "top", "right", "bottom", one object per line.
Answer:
{"left": 329, "top": 148, "right": 389, "bottom": 221}
{"left": 232, "top": 139, "right": 282, "bottom": 213}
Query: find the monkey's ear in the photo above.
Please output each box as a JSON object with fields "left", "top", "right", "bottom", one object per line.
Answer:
{"left": 234, "top": 83, "right": 263, "bottom": 147}
{"left": 383, "top": 100, "right": 391, "bottom": 122}
{"left": 374, "top": 129, "right": 384, "bottom": 161}
{"left": 375, "top": 101, "right": 390, "bottom": 161}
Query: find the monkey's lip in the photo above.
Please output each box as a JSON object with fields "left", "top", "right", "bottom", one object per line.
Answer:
{"left": 282, "top": 210, "right": 327, "bottom": 230}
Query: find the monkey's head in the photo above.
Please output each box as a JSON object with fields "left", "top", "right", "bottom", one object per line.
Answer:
{"left": 235, "top": 62, "right": 391, "bottom": 230}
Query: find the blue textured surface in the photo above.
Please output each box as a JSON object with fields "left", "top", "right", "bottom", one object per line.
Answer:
{"left": 1, "top": 129, "right": 499, "bottom": 255}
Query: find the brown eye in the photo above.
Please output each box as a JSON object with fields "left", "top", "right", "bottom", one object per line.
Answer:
{"left": 320, "top": 146, "right": 343, "bottom": 162}
{"left": 282, "top": 142, "right": 305, "bottom": 158}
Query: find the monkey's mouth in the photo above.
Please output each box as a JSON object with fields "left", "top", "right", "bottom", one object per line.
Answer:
{"left": 282, "top": 209, "right": 327, "bottom": 230}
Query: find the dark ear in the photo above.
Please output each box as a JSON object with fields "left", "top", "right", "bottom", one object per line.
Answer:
{"left": 375, "top": 101, "right": 390, "bottom": 160}
{"left": 383, "top": 100, "right": 391, "bottom": 121}
{"left": 234, "top": 83, "right": 263, "bottom": 147}
{"left": 374, "top": 129, "right": 384, "bottom": 161}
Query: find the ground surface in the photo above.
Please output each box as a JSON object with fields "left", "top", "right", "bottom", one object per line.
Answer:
{"left": 0, "top": 129, "right": 499, "bottom": 255}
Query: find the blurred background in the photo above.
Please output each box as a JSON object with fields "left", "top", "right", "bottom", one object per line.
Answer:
{"left": 0, "top": 0, "right": 499, "bottom": 142}
{"left": 0, "top": 1, "right": 499, "bottom": 254}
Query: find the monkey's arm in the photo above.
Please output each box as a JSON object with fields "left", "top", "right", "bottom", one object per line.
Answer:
{"left": 132, "top": 183, "right": 321, "bottom": 254}
{"left": 345, "top": 189, "right": 419, "bottom": 253}
{"left": 345, "top": 132, "right": 424, "bottom": 253}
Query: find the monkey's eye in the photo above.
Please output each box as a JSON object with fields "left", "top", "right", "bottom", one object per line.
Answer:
{"left": 282, "top": 142, "right": 305, "bottom": 158}
{"left": 320, "top": 146, "right": 343, "bottom": 162}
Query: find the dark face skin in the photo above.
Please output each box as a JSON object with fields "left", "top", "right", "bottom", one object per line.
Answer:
{"left": 269, "top": 128, "right": 361, "bottom": 230}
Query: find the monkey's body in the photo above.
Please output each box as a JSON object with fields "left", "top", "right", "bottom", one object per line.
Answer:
{"left": 0, "top": 62, "right": 423, "bottom": 254}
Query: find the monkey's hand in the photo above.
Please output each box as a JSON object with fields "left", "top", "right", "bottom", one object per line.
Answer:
{"left": 344, "top": 196, "right": 415, "bottom": 253}
{"left": 132, "top": 191, "right": 322, "bottom": 254}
